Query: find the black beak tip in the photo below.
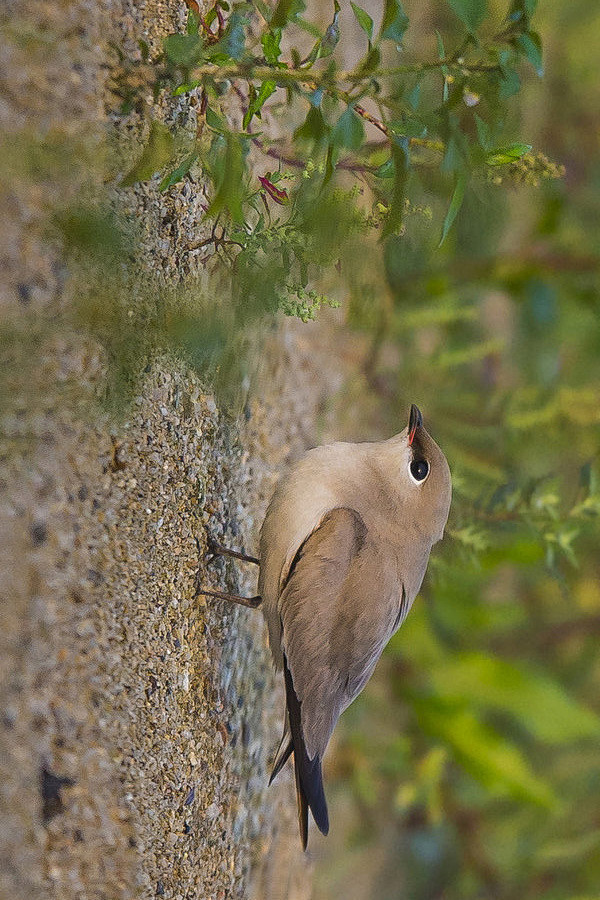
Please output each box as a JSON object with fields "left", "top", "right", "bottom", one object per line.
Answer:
{"left": 409, "top": 404, "right": 423, "bottom": 432}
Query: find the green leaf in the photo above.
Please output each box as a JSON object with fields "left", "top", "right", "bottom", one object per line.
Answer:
{"left": 436, "top": 30, "right": 450, "bottom": 103}
{"left": 206, "top": 8, "right": 249, "bottom": 62}
{"left": 243, "top": 79, "right": 277, "bottom": 130}
{"left": 389, "top": 118, "right": 426, "bottom": 139}
{"left": 516, "top": 30, "right": 543, "bottom": 76}
{"left": 186, "top": 8, "right": 199, "bottom": 35}
{"left": 205, "top": 105, "right": 228, "bottom": 132}
{"left": 206, "top": 132, "right": 227, "bottom": 184}
{"left": 293, "top": 106, "right": 330, "bottom": 144}
{"left": 294, "top": 16, "right": 322, "bottom": 38}
{"left": 355, "top": 45, "right": 381, "bottom": 76}
{"left": 539, "top": 829, "right": 600, "bottom": 867}
{"left": 163, "top": 33, "right": 204, "bottom": 67}
{"left": 350, "top": 2, "right": 374, "bottom": 42}
{"left": 253, "top": 0, "right": 272, "bottom": 20}
{"left": 121, "top": 120, "right": 174, "bottom": 186}
{"left": 486, "top": 142, "right": 532, "bottom": 165}
{"left": 331, "top": 106, "right": 365, "bottom": 150}
{"left": 380, "top": 0, "right": 409, "bottom": 43}
{"left": 374, "top": 156, "right": 395, "bottom": 178}
{"left": 207, "top": 133, "right": 246, "bottom": 223}
{"left": 509, "top": 0, "right": 537, "bottom": 23}
{"left": 441, "top": 128, "right": 470, "bottom": 174}
{"left": 499, "top": 66, "right": 521, "bottom": 99}
{"left": 436, "top": 337, "right": 504, "bottom": 368}
{"left": 414, "top": 699, "right": 555, "bottom": 806}
{"left": 438, "top": 172, "right": 467, "bottom": 247}
{"left": 474, "top": 113, "right": 492, "bottom": 150}
{"left": 261, "top": 28, "right": 282, "bottom": 64}
{"left": 382, "top": 137, "right": 409, "bottom": 238}
{"left": 429, "top": 652, "right": 600, "bottom": 744}
{"left": 271, "top": 0, "right": 306, "bottom": 28}
{"left": 173, "top": 79, "right": 201, "bottom": 96}
{"left": 159, "top": 152, "right": 198, "bottom": 191}
{"left": 321, "top": 0, "right": 341, "bottom": 56}
{"left": 436, "top": 29, "right": 446, "bottom": 59}
{"left": 446, "top": 0, "right": 487, "bottom": 32}
{"left": 408, "top": 82, "right": 421, "bottom": 110}
{"left": 301, "top": 1, "right": 341, "bottom": 67}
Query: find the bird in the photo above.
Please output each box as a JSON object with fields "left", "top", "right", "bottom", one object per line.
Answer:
{"left": 200, "top": 404, "right": 451, "bottom": 849}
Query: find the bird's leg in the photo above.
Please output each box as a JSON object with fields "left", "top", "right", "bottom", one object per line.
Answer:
{"left": 196, "top": 535, "right": 262, "bottom": 608}
{"left": 206, "top": 535, "right": 260, "bottom": 566}
{"left": 196, "top": 586, "right": 262, "bottom": 609}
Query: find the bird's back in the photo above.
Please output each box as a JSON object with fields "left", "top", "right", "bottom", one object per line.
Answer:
{"left": 259, "top": 438, "right": 432, "bottom": 668}
{"left": 259, "top": 441, "right": 371, "bottom": 665}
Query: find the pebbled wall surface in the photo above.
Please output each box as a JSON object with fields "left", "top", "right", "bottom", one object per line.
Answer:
{"left": 0, "top": 1, "right": 334, "bottom": 897}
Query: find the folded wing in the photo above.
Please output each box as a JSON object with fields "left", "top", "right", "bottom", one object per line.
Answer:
{"left": 277, "top": 506, "right": 402, "bottom": 845}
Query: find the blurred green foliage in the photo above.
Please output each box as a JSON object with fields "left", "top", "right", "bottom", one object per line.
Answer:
{"left": 40, "top": 0, "right": 567, "bottom": 416}
{"left": 106, "top": 0, "right": 563, "bottom": 330}
{"left": 293, "top": 4, "right": 599, "bottom": 899}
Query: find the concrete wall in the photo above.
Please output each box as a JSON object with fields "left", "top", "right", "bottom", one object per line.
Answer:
{"left": 0, "top": 2, "right": 324, "bottom": 896}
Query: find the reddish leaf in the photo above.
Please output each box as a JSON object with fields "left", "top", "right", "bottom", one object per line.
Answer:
{"left": 258, "top": 175, "right": 289, "bottom": 205}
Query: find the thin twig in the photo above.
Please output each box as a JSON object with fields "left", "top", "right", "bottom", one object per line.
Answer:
{"left": 251, "top": 137, "right": 375, "bottom": 173}
{"left": 188, "top": 59, "right": 497, "bottom": 92}
{"left": 353, "top": 106, "right": 444, "bottom": 152}
{"left": 354, "top": 105, "right": 388, "bottom": 136}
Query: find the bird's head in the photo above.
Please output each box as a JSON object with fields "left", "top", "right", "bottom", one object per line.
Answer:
{"left": 399, "top": 404, "right": 452, "bottom": 542}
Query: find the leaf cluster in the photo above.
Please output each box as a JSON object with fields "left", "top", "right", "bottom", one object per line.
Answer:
{"left": 110, "top": 0, "right": 561, "bottom": 324}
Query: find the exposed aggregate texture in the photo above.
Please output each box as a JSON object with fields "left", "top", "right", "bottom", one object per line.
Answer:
{"left": 0, "top": 0, "right": 334, "bottom": 897}
{"left": 1, "top": 342, "right": 321, "bottom": 900}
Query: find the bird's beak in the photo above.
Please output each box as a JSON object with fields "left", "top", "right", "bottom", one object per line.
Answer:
{"left": 408, "top": 404, "right": 423, "bottom": 446}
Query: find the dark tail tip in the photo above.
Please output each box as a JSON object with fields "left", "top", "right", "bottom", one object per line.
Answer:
{"left": 283, "top": 655, "right": 330, "bottom": 846}
{"left": 296, "top": 768, "right": 309, "bottom": 851}
{"left": 307, "top": 756, "right": 329, "bottom": 836}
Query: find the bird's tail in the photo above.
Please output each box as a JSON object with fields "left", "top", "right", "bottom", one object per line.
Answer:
{"left": 269, "top": 717, "right": 293, "bottom": 785}
{"left": 282, "top": 656, "right": 329, "bottom": 849}
{"left": 268, "top": 716, "right": 310, "bottom": 848}
{"left": 293, "top": 743, "right": 310, "bottom": 850}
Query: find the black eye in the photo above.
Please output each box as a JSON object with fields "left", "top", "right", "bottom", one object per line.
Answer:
{"left": 410, "top": 459, "right": 429, "bottom": 483}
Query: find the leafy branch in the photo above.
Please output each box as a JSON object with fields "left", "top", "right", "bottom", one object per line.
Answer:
{"left": 110, "top": 0, "right": 562, "bottom": 318}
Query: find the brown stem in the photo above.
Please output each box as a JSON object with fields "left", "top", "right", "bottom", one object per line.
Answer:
{"left": 353, "top": 106, "right": 445, "bottom": 153}
{"left": 354, "top": 104, "right": 388, "bottom": 136}
{"left": 252, "top": 138, "right": 374, "bottom": 173}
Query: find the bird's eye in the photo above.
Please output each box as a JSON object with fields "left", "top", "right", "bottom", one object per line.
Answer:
{"left": 409, "top": 459, "right": 430, "bottom": 484}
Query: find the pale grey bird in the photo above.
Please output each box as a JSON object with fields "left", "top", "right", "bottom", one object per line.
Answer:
{"left": 200, "top": 404, "right": 451, "bottom": 849}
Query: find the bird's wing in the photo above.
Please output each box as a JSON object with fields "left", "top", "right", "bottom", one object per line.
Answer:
{"left": 280, "top": 506, "right": 402, "bottom": 764}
